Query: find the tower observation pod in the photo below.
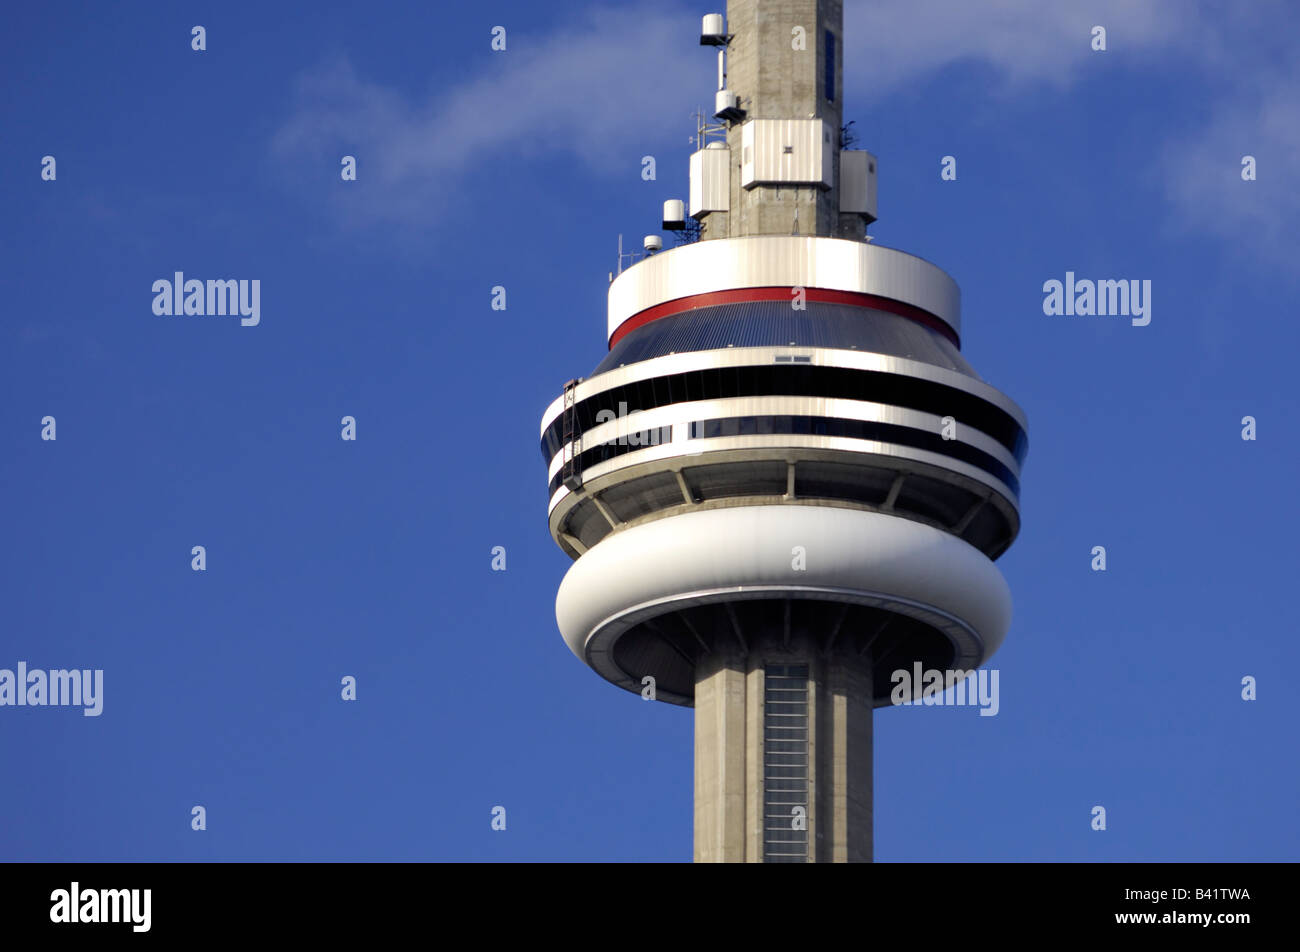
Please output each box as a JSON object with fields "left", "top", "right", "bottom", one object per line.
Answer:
{"left": 539, "top": 0, "right": 1027, "bottom": 863}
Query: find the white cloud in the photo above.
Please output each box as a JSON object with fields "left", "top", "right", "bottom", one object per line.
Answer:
{"left": 272, "top": 5, "right": 706, "bottom": 225}
{"left": 1159, "top": 64, "right": 1300, "bottom": 267}
{"left": 840, "top": 0, "right": 1298, "bottom": 262}
{"left": 843, "top": 0, "right": 1200, "bottom": 98}
{"left": 272, "top": 0, "right": 1297, "bottom": 263}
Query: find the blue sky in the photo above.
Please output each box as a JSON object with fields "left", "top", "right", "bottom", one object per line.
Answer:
{"left": 1, "top": 0, "right": 1296, "bottom": 861}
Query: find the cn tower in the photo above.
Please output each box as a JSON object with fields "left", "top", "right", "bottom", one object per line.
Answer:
{"left": 540, "top": 0, "right": 1027, "bottom": 862}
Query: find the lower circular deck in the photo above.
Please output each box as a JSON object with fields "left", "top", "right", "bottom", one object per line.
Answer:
{"left": 604, "top": 592, "right": 971, "bottom": 707}
{"left": 555, "top": 504, "right": 1012, "bottom": 706}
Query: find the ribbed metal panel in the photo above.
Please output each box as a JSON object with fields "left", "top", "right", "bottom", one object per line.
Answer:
{"left": 741, "top": 118, "right": 833, "bottom": 187}
{"left": 839, "top": 150, "right": 877, "bottom": 218}
{"left": 689, "top": 146, "right": 730, "bottom": 217}
{"left": 593, "top": 300, "right": 978, "bottom": 376}
{"left": 606, "top": 235, "right": 962, "bottom": 342}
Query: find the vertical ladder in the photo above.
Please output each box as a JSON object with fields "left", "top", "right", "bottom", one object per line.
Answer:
{"left": 561, "top": 378, "right": 583, "bottom": 492}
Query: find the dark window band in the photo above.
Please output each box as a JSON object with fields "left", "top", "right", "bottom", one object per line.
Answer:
{"left": 546, "top": 414, "right": 1019, "bottom": 499}
{"left": 541, "top": 364, "right": 1027, "bottom": 467}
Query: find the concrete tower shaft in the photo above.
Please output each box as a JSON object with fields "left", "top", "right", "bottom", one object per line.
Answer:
{"left": 699, "top": 0, "right": 869, "bottom": 241}
{"left": 725, "top": 0, "right": 842, "bottom": 125}
{"left": 695, "top": 637, "right": 872, "bottom": 862}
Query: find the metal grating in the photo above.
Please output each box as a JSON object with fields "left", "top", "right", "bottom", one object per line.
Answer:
{"left": 763, "top": 663, "right": 809, "bottom": 862}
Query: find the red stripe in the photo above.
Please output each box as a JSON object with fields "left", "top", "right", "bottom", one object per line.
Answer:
{"left": 608, "top": 287, "right": 961, "bottom": 349}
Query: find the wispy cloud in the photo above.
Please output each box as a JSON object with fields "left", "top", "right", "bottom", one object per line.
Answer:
{"left": 272, "top": 4, "right": 704, "bottom": 225}
{"left": 841, "top": 0, "right": 1298, "bottom": 264}
{"left": 272, "top": 0, "right": 1298, "bottom": 264}
{"left": 844, "top": 0, "right": 1201, "bottom": 96}
{"left": 1159, "top": 62, "right": 1300, "bottom": 269}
